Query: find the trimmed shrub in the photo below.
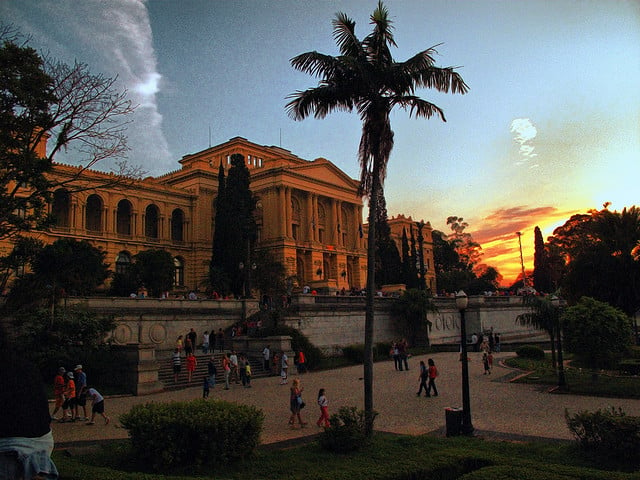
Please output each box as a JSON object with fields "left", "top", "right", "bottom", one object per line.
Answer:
{"left": 565, "top": 407, "right": 640, "bottom": 464}
{"left": 516, "top": 345, "right": 545, "bottom": 360}
{"left": 120, "top": 399, "right": 264, "bottom": 471}
{"left": 318, "top": 406, "right": 377, "bottom": 453}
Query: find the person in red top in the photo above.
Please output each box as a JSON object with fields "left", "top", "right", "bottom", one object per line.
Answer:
{"left": 426, "top": 358, "right": 439, "bottom": 397}
{"left": 185, "top": 352, "right": 197, "bottom": 383}
{"left": 296, "top": 350, "right": 307, "bottom": 374}
{"left": 60, "top": 371, "right": 76, "bottom": 422}
{"left": 50, "top": 367, "right": 66, "bottom": 421}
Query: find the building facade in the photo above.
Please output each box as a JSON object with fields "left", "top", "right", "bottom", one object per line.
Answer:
{"left": 3, "top": 137, "right": 382, "bottom": 294}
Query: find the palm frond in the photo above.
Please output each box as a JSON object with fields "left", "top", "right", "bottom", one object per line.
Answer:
{"left": 391, "top": 96, "right": 446, "bottom": 121}
{"left": 285, "top": 86, "right": 354, "bottom": 121}
{"left": 290, "top": 51, "right": 341, "bottom": 79}
{"left": 332, "top": 12, "right": 363, "bottom": 58}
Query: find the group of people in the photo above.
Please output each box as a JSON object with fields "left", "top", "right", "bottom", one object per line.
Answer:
{"left": 470, "top": 331, "right": 498, "bottom": 375}
{"left": 390, "top": 339, "right": 410, "bottom": 371}
{"left": 50, "top": 365, "right": 110, "bottom": 426}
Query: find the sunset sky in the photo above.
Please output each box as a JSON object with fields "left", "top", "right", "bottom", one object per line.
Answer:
{"left": 3, "top": 0, "right": 639, "bottom": 285}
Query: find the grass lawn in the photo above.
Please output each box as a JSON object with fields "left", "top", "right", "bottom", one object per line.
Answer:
{"left": 54, "top": 433, "right": 639, "bottom": 480}
{"left": 504, "top": 356, "right": 640, "bottom": 399}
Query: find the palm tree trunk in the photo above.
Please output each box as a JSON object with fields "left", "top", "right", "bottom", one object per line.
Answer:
{"left": 363, "top": 170, "right": 380, "bottom": 437}
{"left": 549, "top": 331, "right": 557, "bottom": 369}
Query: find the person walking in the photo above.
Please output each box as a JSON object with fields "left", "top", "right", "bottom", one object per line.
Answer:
{"left": 60, "top": 372, "right": 76, "bottom": 422}
{"left": 245, "top": 361, "right": 252, "bottom": 388}
{"left": 316, "top": 388, "right": 330, "bottom": 428}
{"left": 262, "top": 345, "right": 271, "bottom": 373}
{"left": 85, "top": 387, "right": 110, "bottom": 425}
{"left": 202, "top": 375, "right": 210, "bottom": 398}
{"left": 222, "top": 353, "right": 231, "bottom": 390}
{"left": 50, "top": 367, "right": 66, "bottom": 421}
{"left": 426, "top": 358, "right": 439, "bottom": 397}
{"left": 288, "top": 378, "right": 307, "bottom": 428}
{"left": 207, "top": 355, "right": 217, "bottom": 390}
{"left": 202, "top": 330, "right": 210, "bottom": 354}
{"left": 172, "top": 349, "right": 181, "bottom": 382}
{"left": 186, "top": 352, "right": 197, "bottom": 383}
{"left": 296, "top": 349, "right": 307, "bottom": 374}
{"left": 280, "top": 351, "right": 289, "bottom": 384}
{"left": 482, "top": 351, "right": 491, "bottom": 375}
{"left": 73, "top": 365, "right": 88, "bottom": 421}
{"left": 416, "top": 360, "right": 429, "bottom": 396}
{"left": 229, "top": 350, "right": 240, "bottom": 384}
{"left": 216, "top": 328, "right": 224, "bottom": 352}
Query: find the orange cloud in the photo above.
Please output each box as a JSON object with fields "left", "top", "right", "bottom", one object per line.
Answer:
{"left": 470, "top": 205, "right": 581, "bottom": 286}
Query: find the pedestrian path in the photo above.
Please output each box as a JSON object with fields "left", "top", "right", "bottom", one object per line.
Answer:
{"left": 51, "top": 351, "right": 640, "bottom": 448}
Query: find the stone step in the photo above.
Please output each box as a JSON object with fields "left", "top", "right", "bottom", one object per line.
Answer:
{"left": 157, "top": 351, "right": 271, "bottom": 391}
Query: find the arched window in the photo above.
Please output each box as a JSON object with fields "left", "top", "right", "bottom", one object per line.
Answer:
{"left": 174, "top": 257, "right": 184, "bottom": 287}
{"left": 51, "top": 189, "right": 70, "bottom": 228}
{"left": 171, "top": 209, "right": 184, "bottom": 242}
{"left": 85, "top": 194, "right": 103, "bottom": 232}
{"left": 116, "top": 200, "right": 133, "bottom": 236}
{"left": 145, "top": 204, "right": 159, "bottom": 238}
{"left": 115, "top": 251, "right": 131, "bottom": 275}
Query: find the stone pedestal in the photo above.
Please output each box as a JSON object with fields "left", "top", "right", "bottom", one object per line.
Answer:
{"left": 112, "top": 344, "right": 163, "bottom": 396}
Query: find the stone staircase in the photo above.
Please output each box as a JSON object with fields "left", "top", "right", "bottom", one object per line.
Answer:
{"left": 157, "top": 351, "right": 270, "bottom": 391}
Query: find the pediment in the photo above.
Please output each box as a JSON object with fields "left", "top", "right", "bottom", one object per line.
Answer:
{"left": 287, "top": 158, "right": 359, "bottom": 190}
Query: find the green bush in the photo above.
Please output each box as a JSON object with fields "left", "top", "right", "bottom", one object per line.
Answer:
{"left": 565, "top": 407, "right": 640, "bottom": 464}
{"left": 516, "top": 345, "right": 545, "bottom": 360}
{"left": 120, "top": 399, "right": 264, "bottom": 471}
{"left": 318, "top": 406, "right": 377, "bottom": 453}
{"left": 626, "top": 346, "right": 640, "bottom": 360}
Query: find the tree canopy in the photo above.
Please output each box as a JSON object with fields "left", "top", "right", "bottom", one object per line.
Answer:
{"left": 0, "top": 27, "right": 137, "bottom": 241}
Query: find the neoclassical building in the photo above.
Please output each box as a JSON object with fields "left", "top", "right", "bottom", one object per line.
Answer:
{"left": 2, "top": 137, "right": 370, "bottom": 293}
{"left": 2, "top": 136, "right": 436, "bottom": 295}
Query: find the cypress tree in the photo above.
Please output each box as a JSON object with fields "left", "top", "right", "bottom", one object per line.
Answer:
{"left": 533, "top": 225, "right": 552, "bottom": 293}
{"left": 374, "top": 190, "right": 402, "bottom": 287}
{"left": 210, "top": 161, "right": 230, "bottom": 294}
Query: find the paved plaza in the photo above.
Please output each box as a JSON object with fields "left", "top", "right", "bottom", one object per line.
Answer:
{"left": 51, "top": 351, "right": 640, "bottom": 448}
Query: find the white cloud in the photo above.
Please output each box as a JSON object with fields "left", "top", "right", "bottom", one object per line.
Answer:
{"left": 2, "top": 0, "right": 174, "bottom": 175}
{"left": 510, "top": 118, "right": 538, "bottom": 160}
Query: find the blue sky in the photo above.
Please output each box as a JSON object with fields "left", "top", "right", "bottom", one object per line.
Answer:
{"left": 3, "top": 0, "right": 639, "bottom": 283}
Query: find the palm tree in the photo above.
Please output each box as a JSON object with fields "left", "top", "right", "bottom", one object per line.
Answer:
{"left": 286, "top": 1, "right": 468, "bottom": 434}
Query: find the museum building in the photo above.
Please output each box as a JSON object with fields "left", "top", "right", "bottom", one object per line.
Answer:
{"left": 3, "top": 136, "right": 435, "bottom": 294}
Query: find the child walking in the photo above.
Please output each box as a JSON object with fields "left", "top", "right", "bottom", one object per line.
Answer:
{"left": 482, "top": 352, "right": 491, "bottom": 375}
{"left": 245, "top": 361, "right": 252, "bottom": 387}
{"left": 316, "top": 388, "right": 330, "bottom": 428}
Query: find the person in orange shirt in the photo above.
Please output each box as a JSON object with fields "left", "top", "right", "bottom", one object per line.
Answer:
{"left": 60, "top": 371, "right": 76, "bottom": 422}
{"left": 50, "top": 367, "right": 66, "bottom": 421}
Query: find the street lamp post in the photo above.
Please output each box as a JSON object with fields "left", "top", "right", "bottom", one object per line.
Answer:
{"left": 456, "top": 290, "right": 474, "bottom": 435}
{"left": 550, "top": 296, "right": 567, "bottom": 388}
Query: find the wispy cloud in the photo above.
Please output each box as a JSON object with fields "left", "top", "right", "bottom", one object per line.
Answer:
{"left": 3, "top": 0, "right": 173, "bottom": 174}
{"left": 510, "top": 118, "right": 538, "bottom": 168}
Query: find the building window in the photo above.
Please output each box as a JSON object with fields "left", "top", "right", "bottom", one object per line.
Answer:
{"left": 145, "top": 204, "right": 159, "bottom": 238}
{"left": 174, "top": 257, "right": 184, "bottom": 287}
{"left": 85, "top": 194, "right": 103, "bottom": 232}
{"left": 116, "top": 200, "right": 133, "bottom": 236}
{"left": 115, "top": 251, "right": 131, "bottom": 275}
{"left": 171, "top": 209, "right": 184, "bottom": 242}
{"left": 51, "top": 189, "right": 70, "bottom": 228}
